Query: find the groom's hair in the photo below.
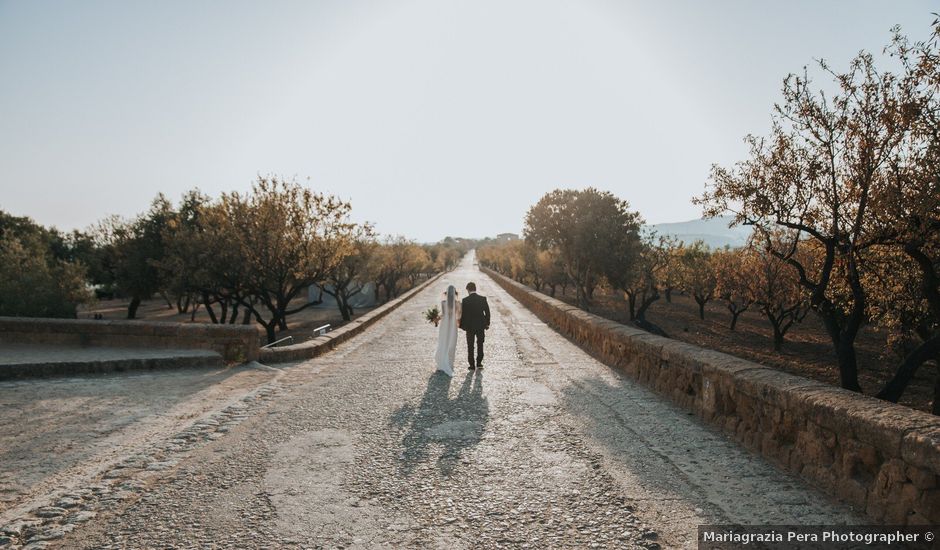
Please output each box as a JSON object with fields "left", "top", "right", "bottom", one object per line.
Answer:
{"left": 466, "top": 282, "right": 476, "bottom": 292}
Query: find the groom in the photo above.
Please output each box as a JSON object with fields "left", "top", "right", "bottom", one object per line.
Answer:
{"left": 459, "top": 282, "right": 490, "bottom": 370}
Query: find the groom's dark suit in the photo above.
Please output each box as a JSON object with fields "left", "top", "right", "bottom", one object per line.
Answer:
{"left": 460, "top": 292, "right": 490, "bottom": 368}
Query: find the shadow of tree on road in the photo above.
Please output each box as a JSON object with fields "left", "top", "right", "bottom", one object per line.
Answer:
{"left": 392, "top": 370, "right": 488, "bottom": 477}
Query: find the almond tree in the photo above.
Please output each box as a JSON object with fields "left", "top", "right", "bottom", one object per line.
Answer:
{"left": 541, "top": 250, "right": 568, "bottom": 298}
{"left": 520, "top": 241, "right": 547, "bottom": 292}
{"left": 317, "top": 225, "right": 377, "bottom": 321}
{"left": 604, "top": 232, "right": 674, "bottom": 335}
{"left": 217, "top": 177, "right": 355, "bottom": 344}
{"left": 714, "top": 247, "right": 756, "bottom": 331}
{"left": 373, "top": 237, "right": 427, "bottom": 301}
{"left": 104, "top": 195, "right": 175, "bottom": 319}
{"left": 678, "top": 241, "right": 718, "bottom": 320}
{"left": 156, "top": 189, "right": 211, "bottom": 315}
{"left": 869, "top": 24, "right": 940, "bottom": 404}
{"left": 751, "top": 236, "right": 812, "bottom": 351}
{"left": 865, "top": 246, "right": 937, "bottom": 404}
{"left": 660, "top": 245, "right": 685, "bottom": 303}
{"left": 697, "top": 48, "right": 911, "bottom": 391}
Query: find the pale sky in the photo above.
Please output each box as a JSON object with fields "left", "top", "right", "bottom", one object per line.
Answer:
{"left": 0, "top": 1, "right": 934, "bottom": 241}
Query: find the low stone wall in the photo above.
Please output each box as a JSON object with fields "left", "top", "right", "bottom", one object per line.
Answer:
{"left": 0, "top": 351, "right": 225, "bottom": 380}
{"left": 482, "top": 267, "right": 940, "bottom": 525}
{"left": 259, "top": 273, "right": 444, "bottom": 363}
{"left": 0, "top": 317, "right": 259, "bottom": 363}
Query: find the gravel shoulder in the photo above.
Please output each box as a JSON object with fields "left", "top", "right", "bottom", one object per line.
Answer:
{"left": 0, "top": 363, "right": 280, "bottom": 531}
{"left": 7, "top": 254, "right": 861, "bottom": 549}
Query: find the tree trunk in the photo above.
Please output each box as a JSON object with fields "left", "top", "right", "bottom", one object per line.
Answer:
{"left": 933, "top": 363, "right": 940, "bottom": 416}
{"left": 228, "top": 301, "right": 239, "bottom": 324}
{"left": 202, "top": 292, "right": 218, "bottom": 324}
{"left": 220, "top": 301, "right": 229, "bottom": 326}
{"left": 729, "top": 309, "right": 742, "bottom": 331}
{"left": 635, "top": 290, "right": 659, "bottom": 323}
{"left": 696, "top": 298, "right": 706, "bottom": 320}
{"left": 246, "top": 306, "right": 277, "bottom": 344}
{"left": 835, "top": 338, "right": 862, "bottom": 392}
{"left": 813, "top": 308, "right": 863, "bottom": 392}
{"left": 764, "top": 309, "right": 784, "bottom": 351}
{"left": 665, "top": 287, "right": 672, "bottom": 303}
{"left": 127, "top": 296, "right": 141, "bottom": 319}
{"left": 876, "top": 334, "right": 940, "bottom": 403}
{"left": 769, "top": 318, "right": 784, "bottom": 351}
{"left": 337, "top": 294, "right": 351, "bottom": 321}
{"left": 576, "top": 284, "right": 590, "bottom": 311}
{"left": 634, "top": 317, "right": 668, "bottom": 337}
{"left": 772, "top": 327, "right": 783, "bottom": 351}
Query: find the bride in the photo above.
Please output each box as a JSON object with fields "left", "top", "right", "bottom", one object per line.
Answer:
{"left": 434, "top": 285, "right": 460, "bottom": 376}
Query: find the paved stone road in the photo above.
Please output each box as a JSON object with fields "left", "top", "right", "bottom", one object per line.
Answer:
{"left": 0, "top": 364, "right": 279, "bottom": 528}
{"left": 5, "top": 254, "right": 861, "bottom": 549}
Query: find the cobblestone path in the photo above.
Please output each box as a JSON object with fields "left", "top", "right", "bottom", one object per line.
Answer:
{"left": 5, "top": 254, "right": 861, "bottom": 549}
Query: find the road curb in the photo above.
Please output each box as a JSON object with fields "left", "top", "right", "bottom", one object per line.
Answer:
{"left": 0, "top": 351, "right": 225, "bottom": 381}
{"left": 259, "top": 272, "right": 445, "bottom": 363}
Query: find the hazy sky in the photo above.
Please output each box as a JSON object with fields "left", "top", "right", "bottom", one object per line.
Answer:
{"left": 0, "top": 1, "right": 934, "bottom": 241}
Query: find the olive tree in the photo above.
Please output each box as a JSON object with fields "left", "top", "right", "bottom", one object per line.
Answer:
{"left": 525, "top": 188, "right": 642, "bottom": 310}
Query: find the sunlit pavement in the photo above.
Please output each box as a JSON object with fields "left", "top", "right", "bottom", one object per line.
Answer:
{"left": 6, "top": 254, "right": 860, "bottom": 549}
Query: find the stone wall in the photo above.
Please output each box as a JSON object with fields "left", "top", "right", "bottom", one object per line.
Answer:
{"left": 0, "top": 317, "right": 259, "bottom": 363}
{"left": 482, "top": 267, "right": 940, "bottom": 525}
{"left": 259, "top": 273, "right": 444, "bottom": 363}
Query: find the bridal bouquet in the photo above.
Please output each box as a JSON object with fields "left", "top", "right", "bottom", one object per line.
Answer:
{"left": 425, "top": 306, "right": 440, "bottom": 327}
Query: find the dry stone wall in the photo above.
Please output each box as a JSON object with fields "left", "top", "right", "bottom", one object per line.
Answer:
{"left": 259, "top": 272, "right": 444, "bottom": 363}
{"left": 482, "top": 266, "right": 940, "bottom": 525}
{"left": 0, "top": 317, "right": 259, "bottom": 363}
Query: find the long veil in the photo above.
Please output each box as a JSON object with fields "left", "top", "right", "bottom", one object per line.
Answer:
{"left": 434, "top": 285, "right": 458, "bottom": 375}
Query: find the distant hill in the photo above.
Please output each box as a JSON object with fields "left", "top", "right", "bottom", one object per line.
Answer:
{"left": 646, "top": 215, "right": 752, "bottom": 249}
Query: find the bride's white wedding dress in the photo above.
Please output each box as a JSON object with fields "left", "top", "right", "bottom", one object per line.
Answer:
{"left": 434, "top": 287, "right": 460, "bottom": 377}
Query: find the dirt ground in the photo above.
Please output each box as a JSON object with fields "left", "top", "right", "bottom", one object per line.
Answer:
{"left": 547, "top": 286, "right": 937, "bottom": 414}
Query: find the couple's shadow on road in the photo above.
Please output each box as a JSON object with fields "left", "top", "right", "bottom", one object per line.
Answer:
{"left": 391, "top": 370, "right": 489, "bottom": 476}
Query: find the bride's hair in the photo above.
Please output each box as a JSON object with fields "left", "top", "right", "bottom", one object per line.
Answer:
{"left": 446, "top": 285, "right": 456, "bottom": 312}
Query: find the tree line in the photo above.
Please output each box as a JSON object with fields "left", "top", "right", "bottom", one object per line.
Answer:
{"left": 0, "top": 177, "right": 468, "bottom": 343}
{"left": 480, "top": 19, "right": 940, "bottom": 411}
{"left": 479, "top": 224, "right": 808, "bottom": 351}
